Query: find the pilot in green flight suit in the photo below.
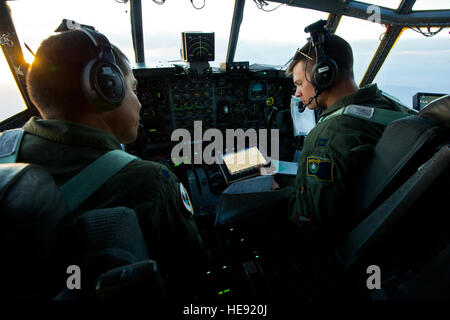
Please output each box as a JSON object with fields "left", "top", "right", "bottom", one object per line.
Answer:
{"left": 12, "top": 30, "right": 206, "bottom": 298}
{"left": 276, "top": 34, "right": 412, "bottom": 241}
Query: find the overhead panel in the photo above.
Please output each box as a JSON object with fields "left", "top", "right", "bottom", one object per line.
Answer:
{"left": 271, "top": 0, "right": 450, "bottom": 27}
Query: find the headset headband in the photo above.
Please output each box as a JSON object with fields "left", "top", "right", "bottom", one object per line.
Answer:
{"left": 55, "top": 19, "right": 115, "bottom": 62}
{"left": 79, "top": 28, "right": 116, "bottom": 62}
{"left": 305, "top": 19, "right": 328, "bottom": 64}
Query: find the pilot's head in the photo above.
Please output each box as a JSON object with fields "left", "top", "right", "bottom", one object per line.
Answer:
{"left": 26, "top": 30, "right": 141, "bottom": 144}
{"left": 286, "top": 34, "right": 354, "bottom": 110}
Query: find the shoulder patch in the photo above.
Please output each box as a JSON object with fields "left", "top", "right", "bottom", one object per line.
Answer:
{"left": 179, "top": 183, "right": 194, "bottom": 216}
{"left": 345, "top": 105, "right": 374, "bottom": 120}
{"left": 306, "top": 156, "right": 334, "bottom": 182}
{"left": 0, "top": 129, "right": 24, "bottom": 159}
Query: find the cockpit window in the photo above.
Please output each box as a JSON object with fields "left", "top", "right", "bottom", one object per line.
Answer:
{"left": 335, "top": 16, "right": 387, "bottom": 84}
{"left": 235, "top": 3, "right": 328, "bottom": 68}
{"left": 1, "top": 0, "right": 448, "bottom": 119}
{"left": 140, "top": 1, "right": 235, "bottom": 66}
{"left": 0, "top": 52, "right": 27, "bottom": 121}
{"left": 9, "top": 0, "right": 133, "bottom": 64}
{"left": 334, "top": 1, "right": 450, "bottom": 107}
{"left": 374, "top": 28, "right": 449, "bottom": 107}
{"left": 412, "top": 0, "right": 450, "bottom": 10}
{"left": 2, "top": 0, "right": 133, "bottom": 121}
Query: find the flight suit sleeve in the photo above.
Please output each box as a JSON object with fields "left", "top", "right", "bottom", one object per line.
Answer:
{"left": 155, "top": 167, "right": 207, "bottom": 297}
{"left": 285, "top": 117, "right": 382, "bottom": 239}
{"left": 166, "top": 179, "right": 206, "bottom": 269}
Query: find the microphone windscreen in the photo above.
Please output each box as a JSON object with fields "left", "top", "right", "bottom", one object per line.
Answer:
{"left": 298, "top": 100, "right": 306, "bottom": 113}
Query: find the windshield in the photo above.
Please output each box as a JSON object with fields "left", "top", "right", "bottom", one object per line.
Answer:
{"left": 0, "top": 52, "right": 27, "bottom": 120}
{"left": 1, "top": 0, "right": 449, "bottom": 121}
{"left": 140, "top": 0, "right": 235, "bottom": 65}
{"left": 335, "top": 13, "right": 450, "bottom": 106}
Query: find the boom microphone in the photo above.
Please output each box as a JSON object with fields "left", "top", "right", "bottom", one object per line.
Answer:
{"left": 297, "top": 95, "right": 315, "bottom": 113}
{"left": 297, "top": 101, "right": 306, "bottom": 113}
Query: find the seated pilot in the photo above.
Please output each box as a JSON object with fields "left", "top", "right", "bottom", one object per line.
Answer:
{"left": 12, "top": 29, "right": 205, "bottom": 298}
{"left": 274, "top": 31, "right": 412, "bottom": 241}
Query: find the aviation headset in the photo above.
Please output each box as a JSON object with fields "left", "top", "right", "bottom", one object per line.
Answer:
{"left": 305, "top": 19, "right": 338, "bottom": 93}
{"left": 78, "top": 27, "right": 126, "bottom": 111}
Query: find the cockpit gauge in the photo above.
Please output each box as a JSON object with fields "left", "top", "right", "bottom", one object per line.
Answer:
{"left": 248, "top": 80, "right": 268, "bottom": 101}
{"left": 181, "top": 32, "right": 215, "bottom": 62}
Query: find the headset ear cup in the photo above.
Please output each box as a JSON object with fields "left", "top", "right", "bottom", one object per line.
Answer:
{"left": 81, "top": 59, "right": 125, "bottom": 111}
{"left": 311, "top": 58, "right": 338, "bottom": 91}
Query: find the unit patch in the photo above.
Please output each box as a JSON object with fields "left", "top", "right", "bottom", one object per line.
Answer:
{"left": 306, "top": 156, "right": 334, "bottom": 182}
{"left": 0, "top": 129, "right": 24, "bottom": 158}
{"left": 179, "top": 183, "right": 194, "bottom": 216}
{"left": 0, "top": 129, "right": 25, "bottom": 163}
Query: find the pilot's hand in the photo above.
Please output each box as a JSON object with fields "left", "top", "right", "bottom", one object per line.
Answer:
{"left": 258, "top": 163, "right": 280, "bottom": 190}
{"left": 271, "top": 179, "right": 280, "bottom": 190}
{"left": 259, "top": 162, "right": 277, "bottom": 176}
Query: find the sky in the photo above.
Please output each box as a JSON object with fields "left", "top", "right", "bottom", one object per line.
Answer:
{"left": 1, "top": 0, "right": 449, "bottom": 120}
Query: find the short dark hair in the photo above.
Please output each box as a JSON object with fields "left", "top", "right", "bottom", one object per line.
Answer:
{"left": 286, "top": 34, "right": 354, "bottom": 80}
{"left": 26, "top": 30, "right": 130, "bottom": 117}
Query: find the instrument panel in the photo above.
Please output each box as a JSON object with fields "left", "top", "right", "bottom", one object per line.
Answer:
{"left": 136, "top": 78, "right": 172, "bottom": 145}
{"left": 128, "top": 66, "right": 293, "bottom": 210}
{"left": 131, "top": 67, "right": 292, "bottom": 156}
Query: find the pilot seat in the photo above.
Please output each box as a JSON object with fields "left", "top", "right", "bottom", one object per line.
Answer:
{"left": 0, "top": 162, "right": 165, "bottom": 300}
{"left": 212, "top": 95, "right": 450, "bottom": 300}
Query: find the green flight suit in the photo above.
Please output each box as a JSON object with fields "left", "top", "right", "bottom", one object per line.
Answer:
{"left": 15, "top": 117, "right": 206, "bottom": 297}
{"left": 279, "top": 84, "right": 411, "bottom": 240}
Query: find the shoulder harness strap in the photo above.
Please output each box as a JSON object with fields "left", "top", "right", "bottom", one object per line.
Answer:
{"left": 60, "top": 149, "right": 138, "bottom": 211}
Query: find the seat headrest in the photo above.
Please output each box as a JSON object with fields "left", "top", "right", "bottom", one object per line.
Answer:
{"left": 0, "top": 163, "right": 70, "bottom": 265}
{"left": 419, "top": 95, "right": 450, "bottom": 128}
